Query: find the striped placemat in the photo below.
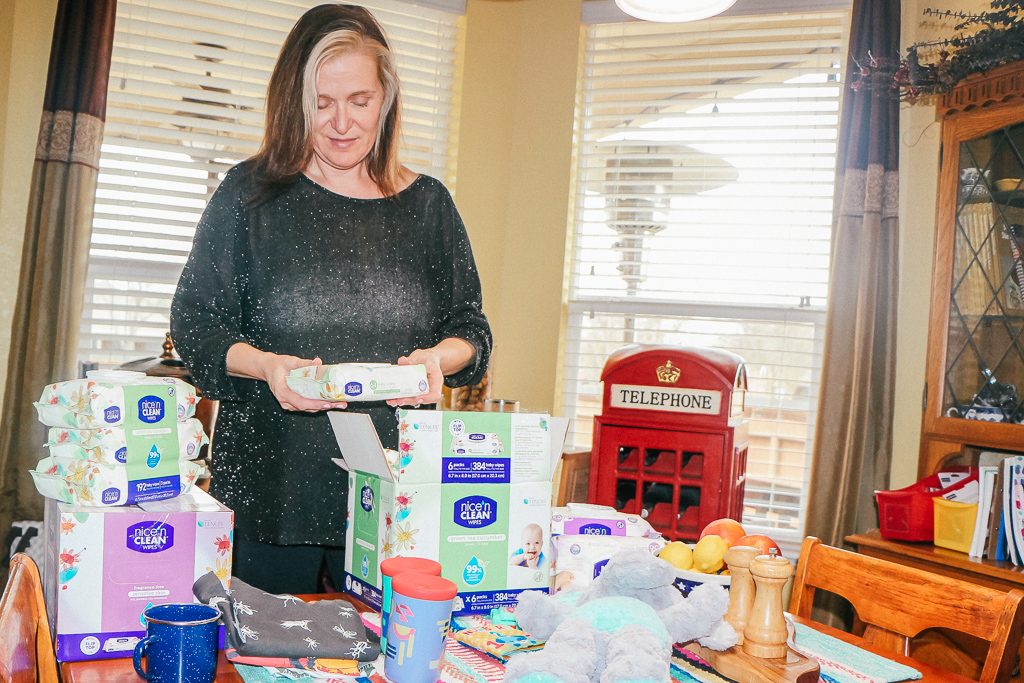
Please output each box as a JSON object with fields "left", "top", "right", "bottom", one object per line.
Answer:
{"left": 791, "top": 623, "right": 922, "bottom": 683}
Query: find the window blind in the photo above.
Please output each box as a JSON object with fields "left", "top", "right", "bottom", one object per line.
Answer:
{"left": 80, "top": 0, "right": 461, "bottom": 366}
{"left": 566, "top": 6, "right": 848, "bottom": 548}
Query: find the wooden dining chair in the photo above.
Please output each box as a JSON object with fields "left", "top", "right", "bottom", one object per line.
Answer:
{"left": 0, "top": 553, "right": 59, "bottom": 683}
{"left": 789, "top": 536, "right": 1024, "bottom": 683}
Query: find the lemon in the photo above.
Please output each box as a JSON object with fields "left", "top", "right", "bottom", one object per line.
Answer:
{"left": 658, "top": 541, "right": 694, "bottom": 570}
{"left": 693, "top": 534, "right": 729, "bottom": 573}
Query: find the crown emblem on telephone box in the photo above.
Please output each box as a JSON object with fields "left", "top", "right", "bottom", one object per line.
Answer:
{"left": 656, "top": 360, "right": 681, "bottom": 384}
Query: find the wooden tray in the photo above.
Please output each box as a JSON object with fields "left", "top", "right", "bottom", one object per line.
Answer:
{"left": 683, "top": 642, "right": 820, "bottom": 683}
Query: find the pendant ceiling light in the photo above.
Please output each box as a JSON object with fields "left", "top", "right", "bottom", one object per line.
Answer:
{"left": 614, "top": 0, "right": 738, "bottom": 22}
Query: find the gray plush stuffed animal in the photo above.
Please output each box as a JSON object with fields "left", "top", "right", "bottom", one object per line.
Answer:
{"left": 504, "top": 549, "right": 737, "bottom": 683}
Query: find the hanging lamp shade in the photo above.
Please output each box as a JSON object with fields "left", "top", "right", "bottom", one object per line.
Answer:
{"left": 614, "top": 0, "right": 738, "bottom": 22}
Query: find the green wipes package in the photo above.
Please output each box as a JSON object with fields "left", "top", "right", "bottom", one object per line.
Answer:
{"left": 33, "top": 372, "right": 203, "bottom": 505}
{"left": 330, "top": 410, "right": 569, "bottom": 614}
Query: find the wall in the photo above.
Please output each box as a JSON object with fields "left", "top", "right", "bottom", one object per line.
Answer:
{"left": 0, "top": 0, "right": 58, "bottom": 414}
{"left": 455, "top": 0, "right": 582, "bottom": 414}
{"left": 890, "top": 0, "right": 990, "bottom": 487}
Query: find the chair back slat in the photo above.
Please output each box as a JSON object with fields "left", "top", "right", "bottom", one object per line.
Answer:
{"left": 789, "top": 536, "right": 1024, "bottom": 683}
{"left": 0, "top": 553, "right": 58, "bottom": 683}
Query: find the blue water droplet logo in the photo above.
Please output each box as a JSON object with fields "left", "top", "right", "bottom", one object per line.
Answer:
{"left": 146, "top": 445, "right": 161, "bottom": 468}
{"left": 361, "top": 554, "right": 369, "bottom": 578}
{"left": 463, "top": 556, "right": 484, "bottom": 586}
{"left": 139, "top": 602, "right": 154, "bottom": 627}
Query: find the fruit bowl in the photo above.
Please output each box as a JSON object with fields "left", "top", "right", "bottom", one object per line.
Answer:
{"left": 673, "top": 565, "right": 731, "bottom": 596}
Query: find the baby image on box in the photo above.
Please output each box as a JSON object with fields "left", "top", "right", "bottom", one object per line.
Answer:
{"left": 509, "top": 523, "right": 546, "bottom": 569}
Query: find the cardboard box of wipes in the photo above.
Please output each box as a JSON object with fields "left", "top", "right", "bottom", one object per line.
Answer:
{"left": 330, "top": 409, "right": 569, "bottom": 614}
{"left": 42, "top": 488, "right": 233, "bottom": 662}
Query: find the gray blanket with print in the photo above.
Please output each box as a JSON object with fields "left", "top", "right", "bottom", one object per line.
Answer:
{"left": 193, "top": 571, "right": 379, "bottom": 660}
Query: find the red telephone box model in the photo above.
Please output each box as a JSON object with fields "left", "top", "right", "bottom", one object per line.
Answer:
{"left": 588, "top": 345, "right": 748, "bottom": 542}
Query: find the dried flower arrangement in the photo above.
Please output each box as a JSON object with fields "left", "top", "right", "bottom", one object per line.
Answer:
{"left": 850, "top": 0, "right": 1024, "bottom": 101}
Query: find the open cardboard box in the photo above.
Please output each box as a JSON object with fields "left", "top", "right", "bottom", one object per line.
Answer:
{"left": 329, "top": 409, "right": 569, "bottom": 613}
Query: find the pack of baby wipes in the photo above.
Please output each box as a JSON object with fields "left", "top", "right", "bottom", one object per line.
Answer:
{"left": 34, "top": 371, "right": 197, "bottom": 429}
{"left": 451, "top": 432, "right": 504, "bottom": 456}
{"left": 551, "top": 534, "right": 666, "bottom": 593}
{"left": 286, "top": 363, "right": 428, "bottom": 402}
{"left": 46, "top": 419, "right": 208, "bottom": 465}
{"left": 550, "top": 503, "right": 660, "bottom": 538}
{"left": 30, "top": 457, "right": 207, "bottom": 507}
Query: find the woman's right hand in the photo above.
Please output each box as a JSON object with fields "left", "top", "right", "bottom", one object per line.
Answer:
{"left": 227, "top": 343, "right": 348, "bottom": 412}
{"left": 260, "top": 353, "right": 349, "bottom": 412}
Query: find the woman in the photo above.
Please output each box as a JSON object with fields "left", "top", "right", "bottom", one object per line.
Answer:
{"left": 170, "top": 4, "right": 491, "bottom": 595}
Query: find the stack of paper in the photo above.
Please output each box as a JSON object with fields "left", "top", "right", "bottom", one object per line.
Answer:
{"left": 963, "top": 452, "right": 1024, "bottom": 562}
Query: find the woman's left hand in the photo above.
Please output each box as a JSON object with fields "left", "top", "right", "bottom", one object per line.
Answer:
{"left": 388, "top": 348, "right": 444, "bottom": 407}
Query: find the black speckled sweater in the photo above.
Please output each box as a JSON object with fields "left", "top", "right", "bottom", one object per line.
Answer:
{"left": 170, "top": 162, "right": 491, "bottom": 545}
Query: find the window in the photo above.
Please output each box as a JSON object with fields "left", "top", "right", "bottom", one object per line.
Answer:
{"left": 565, "top": 2, "right": 849, "bottom": 551}
{"left": 79, "top": 0, "right": 463, "bottom": 367}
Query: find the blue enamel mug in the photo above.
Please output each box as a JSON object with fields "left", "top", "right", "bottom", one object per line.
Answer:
{"left": 133, "top": 603, "right": 219, "bottom": 683}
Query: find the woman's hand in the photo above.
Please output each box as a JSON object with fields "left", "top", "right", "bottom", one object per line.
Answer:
{"left": 385, "top": 338, "right": 475, "bottom": 408}
{"left": 387, "top": 349, "right": 444, "bottom": 407}
{"left": 261, "top": 353, "right": 349, "bottom": 412}
{"left": 226, "top": 343, "right": 347, "bottom": 412}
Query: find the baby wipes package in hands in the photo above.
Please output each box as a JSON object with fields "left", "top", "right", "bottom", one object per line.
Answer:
{"left": 34, "top": 370, "right": 197, "bottom": 428}
{"left": 30, "top": 457, "right": 207, "bottom": 507}
{"left": 287, "top": 363, "right": 428, "bottom": 401}
{"left": 46, "top": 418, "right": 209, "bottom": 465}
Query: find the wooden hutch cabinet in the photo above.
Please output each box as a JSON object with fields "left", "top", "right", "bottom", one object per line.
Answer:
{"left": 857, "top": 62, "right": 1024, "bottom": 681}
{"left": 920, "top": 62, "right": 1024, "bottom": 477}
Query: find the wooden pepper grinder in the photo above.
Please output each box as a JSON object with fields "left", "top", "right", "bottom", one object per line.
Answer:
{"left": 742, "top": 550, "right": 793, "bottom": 659}
{"left": 723, "top": 545, "right": 760, "bottom": 644}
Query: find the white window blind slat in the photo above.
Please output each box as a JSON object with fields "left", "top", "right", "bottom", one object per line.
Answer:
{"left": 565, "top": 7, "right": 847, "bottom": 546}
{"left": 80, "top": 0, "right": 461, "bottom": 367}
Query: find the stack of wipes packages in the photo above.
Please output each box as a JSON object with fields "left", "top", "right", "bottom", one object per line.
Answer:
{"left": 549, "top": 503, "right": 665, "bottom": 593}
{"left": 287, "top": 362, "right": 428, "bottom": 402}
{"left": 30, "top": 370, "right": 208, "bottom": 506}
{"left": 28, "top": 370, "right": 235, "bottom": 663}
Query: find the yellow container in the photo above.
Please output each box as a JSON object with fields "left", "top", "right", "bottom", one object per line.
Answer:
{"left": 932, "top": 498, "right": 979, "bottom": 553}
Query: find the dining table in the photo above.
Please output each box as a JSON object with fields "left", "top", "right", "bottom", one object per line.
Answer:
{"left": 59, "top": 598, "right": 972, "bottom": 682}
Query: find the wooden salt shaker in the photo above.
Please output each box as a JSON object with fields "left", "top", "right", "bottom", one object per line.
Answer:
{"left": 723, "top": 545, "right": 760, "bottom": 644}
{"left": 742, "top": 550, "right": 793, "bottom": 659}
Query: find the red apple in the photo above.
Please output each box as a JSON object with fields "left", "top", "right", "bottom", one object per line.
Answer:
{"left": 734, "top": 534, "right": 782, "bottom": 557}
{"left": 699, "top": 518, "right": 746, "bottom": 547}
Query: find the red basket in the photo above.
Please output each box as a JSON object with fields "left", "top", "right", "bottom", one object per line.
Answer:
{"left": 875, "top": 467, "right": 976, "bottom": 542}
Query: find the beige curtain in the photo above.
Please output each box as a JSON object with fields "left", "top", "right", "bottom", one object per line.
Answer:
{"left": 0, "top": 0, "right": 116, "bottom": 575}
{"left": 805, "top": 0, "right": 901, "bottom": 550}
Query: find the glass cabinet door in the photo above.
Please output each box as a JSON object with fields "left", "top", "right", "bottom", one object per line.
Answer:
{"left": 946, "top": 122, "right": 1024, "bottom": 423}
